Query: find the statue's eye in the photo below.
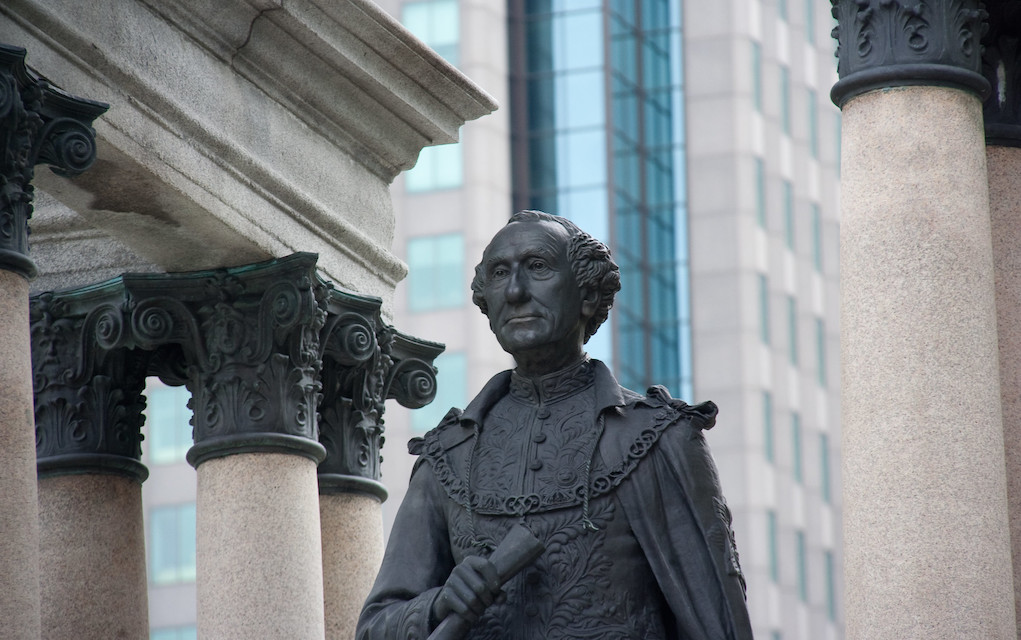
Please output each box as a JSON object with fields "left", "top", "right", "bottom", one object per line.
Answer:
{"left": 491, "top": 266, "right": 509, "bottom": 279}
{"left": 529, "top": 259, "right": 549, "bottom": 272}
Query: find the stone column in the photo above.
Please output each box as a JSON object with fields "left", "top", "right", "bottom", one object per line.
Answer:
{"left": 0, "top": 43, "right": 106, "bottom": 639}
{"left": 31, "top": 294, "right": 151, "bottom": 639}
{"left": 983, "top": 7, "right": 1021, "bottom": 629}
{"left": 316, "top": 293, "right": 441, "bottom": 639}
{"left": 832, "top": 2, "right": 1017, "bottom": 638}
{"left": 146, "top": 254, "right": 330, "bottom": 640}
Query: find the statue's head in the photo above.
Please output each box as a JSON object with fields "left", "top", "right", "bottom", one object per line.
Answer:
{"left": 471, "top": 211, "right": 620, "bottom": 371}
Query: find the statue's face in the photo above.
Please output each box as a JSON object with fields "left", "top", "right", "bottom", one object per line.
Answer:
{"left": 481, "top": 220, "right": 587, "bottom": 366}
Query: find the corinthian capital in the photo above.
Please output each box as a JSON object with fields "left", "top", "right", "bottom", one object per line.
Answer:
{"left": 0, "top": 44, "right": 107, "bottom": 279}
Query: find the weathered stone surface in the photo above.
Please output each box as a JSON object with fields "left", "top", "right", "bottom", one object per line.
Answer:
{"left": 0, "top": 0, "right": 497, "bottom": 308}
{"left": 841, "top": 86, "right": 1016, "bottom": 639}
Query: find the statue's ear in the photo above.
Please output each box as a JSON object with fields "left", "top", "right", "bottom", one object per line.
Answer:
{"left": 581, "top": 288, "right": 599, "bottom": 319}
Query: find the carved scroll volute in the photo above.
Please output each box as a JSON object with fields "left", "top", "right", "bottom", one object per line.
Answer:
{"left": 30, "top": 290, "right": 149, "bottom": 481}
{"left": 142, "top": 254, "right": 329, "bottom": 468}
{"left": 831, "top": 0, "right": 991, "bottom": 107}
{"left": 316, "top": 287, "right": 392, "bottom": 497}
{"left": 0, "top": 43, "right": 107, "bottom": 279}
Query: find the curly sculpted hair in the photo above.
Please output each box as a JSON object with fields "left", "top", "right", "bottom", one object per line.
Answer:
{"left": 470, "top": 210, "right": 621, "bottom": 344}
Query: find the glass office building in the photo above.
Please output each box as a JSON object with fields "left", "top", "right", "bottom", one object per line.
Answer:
{"left": 509, "top": 0, "right": 691, "bottom": 397}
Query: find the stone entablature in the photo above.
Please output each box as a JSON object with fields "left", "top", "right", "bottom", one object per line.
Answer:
{"left": 0, "top": 0, "right": 497, "bottom": 306}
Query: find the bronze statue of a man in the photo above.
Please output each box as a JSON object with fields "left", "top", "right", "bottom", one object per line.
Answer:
{"left": 357, "top": 211, "right": 752, "bottom": 639}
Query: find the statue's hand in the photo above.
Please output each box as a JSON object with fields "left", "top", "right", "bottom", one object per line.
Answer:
{"left": 432, "top": 555, "right": 502, "bottom": 625}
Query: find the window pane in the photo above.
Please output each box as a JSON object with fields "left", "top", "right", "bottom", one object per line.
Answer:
{"left": 150, "top": 503, "right": 196, "bottom": 585}
{"left": 407, "top": 234, "right": 465, "bottom": 312}
{"left": 403, "top": 0, "right": 459, "bottom": 65}
{"left": 407, "top": 143, "right": 463, "bottom": 192}
{"left": 759, "top": 273, "right": 770, "bottom": 345}
{"left": 148, "top": 385, "right": 193, "bottom": 465}
{"left": 763, "top": 390, "right": 774, "bottom": 462}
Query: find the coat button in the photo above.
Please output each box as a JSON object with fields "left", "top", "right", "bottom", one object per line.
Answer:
{"left": 532, "top": 432, "right": 547, "bottom": 443}
{"left": 537, "top": 407, "right": 551, "bottom": 419}
{"left": 529, "top": 459, "right": 543, "bottom": 471}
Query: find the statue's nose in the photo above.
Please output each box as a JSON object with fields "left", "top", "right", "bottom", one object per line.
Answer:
{"left": 505, "top": 268, "right": 530, "bottom": 303}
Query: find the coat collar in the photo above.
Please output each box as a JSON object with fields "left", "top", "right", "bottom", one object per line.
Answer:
{"left": 460, "top": 358, "right": 626, "bottom": 429}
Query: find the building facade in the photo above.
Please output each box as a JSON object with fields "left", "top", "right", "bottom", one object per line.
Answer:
{"left": 133, "top": 1, "right": 842, "bottom": 638}
{"left": 372, "top": 1, "right": 844, "bottom": 640}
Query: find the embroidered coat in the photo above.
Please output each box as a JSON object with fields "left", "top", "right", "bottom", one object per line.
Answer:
{"left": 357, "top": 360, "right": 752, "bottom": 640}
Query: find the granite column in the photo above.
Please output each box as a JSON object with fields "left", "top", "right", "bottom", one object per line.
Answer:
{"left": 832, "top": 2, "right": 1017, "bottom": 637}
{"left": 0, "top": 43, "right": 105, "bottom": 639}
{"left": 31, "top": 296, "right": 151, "bottom": 640}
{"left": 316, "top": 298, "right": 441, "bottom": 639}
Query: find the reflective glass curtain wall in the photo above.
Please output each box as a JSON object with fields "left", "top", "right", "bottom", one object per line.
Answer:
{"left": 511, "top": 0, "right": 691, "bottom": 399}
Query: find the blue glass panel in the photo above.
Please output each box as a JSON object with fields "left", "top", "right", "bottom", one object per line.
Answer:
{"left": 759, "top": 273, "right": 770, "bottom": 345}
{"left": 559, "top": 187, "right": 609, "bottom": 242}
{"left": 559, "top": 71, "right": 605, "bottom": 129}
{"left": 527, "top": 16, "right": 554, "bottom": 74}
{"left": 556, "top": 10, "right": 603, "bottom": 71}
{"left": 148, "top": 385, "right": 193, "bottom": 465}
{"left": 553, "top": 0, "right": 602, "bottom": 10}
{"left": 150, "top": 503, "right": 196, "bottom": 585}
{"left": 402, "top": 0, "right": 459, "bottom": 66}
{"left": 407, "top": 234, "right": 465, "bottom": 312}
{"left": 763, "top": 390, "right": 774, "bottom": 462}
{"left": 642, "top": 0, "right": 670, "bottom": 31}
{"left": 406, "top": 143, "right": 463, "bottom": 192}
{"left": 559, "top": 129, "right": 606, "bottom": 188}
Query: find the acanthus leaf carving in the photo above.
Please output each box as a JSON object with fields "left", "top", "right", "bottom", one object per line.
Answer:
{"left": 831, "top": 0, "right": 991, "bottom": 106}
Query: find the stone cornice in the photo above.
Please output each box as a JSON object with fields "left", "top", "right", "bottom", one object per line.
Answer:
{"left": 831, "top": 0, "right": 991, "bottom": 107}
{"left": 0, "top": 43, "right": 106, "bottom": 279}
{"left": 142, "top": 0, "right": 496, "bottom": 176}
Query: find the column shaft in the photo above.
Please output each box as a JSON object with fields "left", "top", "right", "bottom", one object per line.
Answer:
{"left": 0, "top": 270, "right": 41, "bottom": 638}
{"left": 321, "top": 493, "right": 384, "bottom": 639}
{"left": 197, "top": 453, "right": 325, "bottom": 639}
{"left": 38, "top": 474, "right": 148, "bottom": 639}
{"left": 988, "top": 145, "right": 1021, "bottom": 629}
{"left": 841, "top": 86, "right": 1016, "bottom": 638}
